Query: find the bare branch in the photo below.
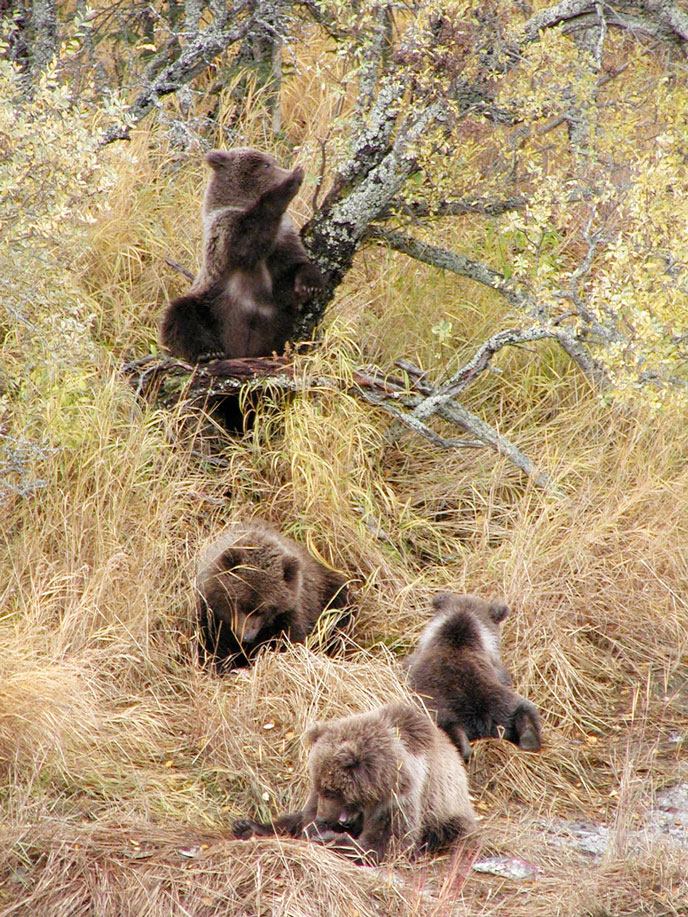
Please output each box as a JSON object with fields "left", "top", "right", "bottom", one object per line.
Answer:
{"left": 413, "top": 326, "right": 570, "bottom": 414}
{"left": 642, "top": 0, "right": 688, "bottom": 40}
{"left": 122, "top": 354, "right": 551, "bottom": 489}
{"left": 101, "top": 2, "right": 253, "bottom": 145}
{"left": 371, "top": 228, "right": 611, "bottom": 389}
{"left": 30, "top": 0, "right": 57, "bottom": 75}
{"left": 185, "top": 0, "right": 205, "bottom": 34}
{"left": 165, "top": 257, "right": 195, "bottom": 282}
{"left": 381, "top": 195, "right": 528, "bottom": 220}
{"left": 311, "top": 132, "right": 329, "bottom": 214}
{"left": 594, "top": 2, "right": 607, "bottom": 68}
{"left": 430, "top": 398, "right": 552, "bottom": 490}
{"left": 297, "top": 82, "right": 446, "bottom": 337}
{"left": 355, "top": 366, "right": 553, "bottom": 490}
{"left": 524, "top": 0, "right": 596, "bottom": 41}
{"left": 354, "top": 384, "right": 484, "bottom": 451}
{"left": 355, "top": 3, "right": 394, "bottom": 112}
{"left": 525, "top": 0, "right": 688, "bottom": 44}
{"left": 371, "top": 227, "right": 541, "bottom": 317}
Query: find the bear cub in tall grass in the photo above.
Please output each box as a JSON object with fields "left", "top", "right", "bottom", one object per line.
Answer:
{"left": 196, "top": 520, "right": 349, "bottom": 670}
{"left": 161, "top": 148, "right": 323, "bottom": 363}
{"left": 405, "top": 593, "right": 541, "bottom": 762}
{"left": 233, "top": 702, "right": 476, "bottom": 864}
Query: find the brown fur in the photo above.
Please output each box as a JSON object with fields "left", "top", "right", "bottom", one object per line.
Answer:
{"left": 161, "top": 148, "right": 323, "bottom": 363}
{"left": 404, "top": 592, "right": 542, "bottom": 762}
{"left": 196, "top": 520, "right": 350, "bottom": 669}
{"left": 233, "top": 703, "right": 476, "bottom": 864}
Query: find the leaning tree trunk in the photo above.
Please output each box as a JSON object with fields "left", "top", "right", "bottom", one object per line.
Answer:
{"left": 296, "top": 74, "right": 444, "bottom": 340}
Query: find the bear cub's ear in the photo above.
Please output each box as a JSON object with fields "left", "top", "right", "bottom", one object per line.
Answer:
{"left": 206, "top": 150, "right": 228, "bottom": 170}
{"left": 282, "top": 554, "right": 300, "bottom": 584}
{"left": 488, "top": 600, "right": 510, "bottom": 624}
{"left": 337, "top": 740, "right": 361, "bottom": 770}
{"left": 305, "top": 723, "right": 327, "bottom": 747}
{"left": 431, "top": 592, "right": 454, "bottom": 614}
{"left": 219, "top": 548, "right": 239, "bottom": 570}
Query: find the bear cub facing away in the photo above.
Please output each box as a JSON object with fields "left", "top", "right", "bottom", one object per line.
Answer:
{"left": 161, "top": 148, "right": 324, "bottom": 363}
{"left": 405, "top": 592, "right": 541, "bottom": 762}
{"left": 196, "top": 520, "right": 349, "bottom": 670}
{"left": 233, "top": 702, "right": 476, "bottom": 864}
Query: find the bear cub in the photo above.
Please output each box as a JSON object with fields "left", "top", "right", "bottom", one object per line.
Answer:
{"left": 233, "top": 702, "right": 476, "bottom": 864}
{"left": 405, "top": 592, "right": 541, "bottom": 762}
{"left": 196, "top": 520, "right": 349, "bottom": 670}
{"left": 161, "top": 147, "right": 324, "bottom": 363}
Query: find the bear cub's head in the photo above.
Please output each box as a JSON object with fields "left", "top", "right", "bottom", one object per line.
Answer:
{"left": 204, "top": 147, "right": 295, "bottom": 210}
{"left": 199, "top": 542, "right": 302, "bottom": 646}
{"left": 304, "top": 714, "right": 399, "bottom": 833}
{"left": 429, "top": 592, "right": 509, "bottom": 662}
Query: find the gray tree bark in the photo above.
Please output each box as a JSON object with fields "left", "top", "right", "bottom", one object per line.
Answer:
{"left": 30, "top": 0, "right": 57, "bottom": 75}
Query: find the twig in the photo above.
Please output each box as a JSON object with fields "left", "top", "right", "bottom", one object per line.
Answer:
{"left": 165, "top": 257, "right": 195, "bottom": 282}
{"left": 101, "top": 2, "right": 252, "bottom": 145}
{"left": 311, "top": 132, "right": 330, "bottom": 214}
{"left": 371, "top": 227, "right": 541, "bottom": 317}
{"left": 356, "top": 387, "right": 485, "bottom": 450}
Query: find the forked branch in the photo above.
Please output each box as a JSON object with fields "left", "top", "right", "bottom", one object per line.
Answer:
{"left": 121, "top": 353, "right": 553, "bottom": 490}
{"left": 373, "top": 228, "right": 610, "bottom": 391}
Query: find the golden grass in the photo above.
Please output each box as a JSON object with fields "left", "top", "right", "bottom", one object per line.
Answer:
{"left": 2, "top": 34, "right": 687, "bottom": 917}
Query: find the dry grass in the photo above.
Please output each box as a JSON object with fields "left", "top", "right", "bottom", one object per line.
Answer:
{"left": 2, "top": 31, "right": 687, "bottom": 917}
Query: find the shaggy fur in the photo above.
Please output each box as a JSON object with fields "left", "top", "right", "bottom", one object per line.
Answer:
{"left": 233, "top": 703, "right": 476, "bottom": 863}
{"left": 404, "top": 593, "right": 542, "bottom": 762}
{"left": 161, "top": 148, "right": 323, "bottom": 363}
{"left": 196, "top": 520, "right": 349, "bottom": 669}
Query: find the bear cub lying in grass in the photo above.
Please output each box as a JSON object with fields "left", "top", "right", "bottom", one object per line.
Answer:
{"left": 196, "top": 520, "right": 350, "bottom": 670}
{"left": 405, "top": 592, "right": 542, "bottom": 762}
{"left": 233, "top": 702, "right": 476, "bottom": 864}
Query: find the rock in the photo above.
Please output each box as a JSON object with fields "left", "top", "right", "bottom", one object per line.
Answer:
{"left": 473, "top": 855, "right": 540, "bottom": 880}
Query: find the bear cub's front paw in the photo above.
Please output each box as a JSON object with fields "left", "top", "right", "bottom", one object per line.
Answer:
{"left": 294, "top": 262, "right": 324, "bottom": 298}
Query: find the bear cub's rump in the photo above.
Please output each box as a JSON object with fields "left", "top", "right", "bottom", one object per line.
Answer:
{"left": 405, "top": 592, "right": 541, "bottom": 762}
{"left": 196, "top": 520, "right": 349, "bottom": 670}
{"left": 233, "top": 702, "right": 476, "bottom": 863}
{"left": 161, "top": 148, "right": 323, "bottom": 363}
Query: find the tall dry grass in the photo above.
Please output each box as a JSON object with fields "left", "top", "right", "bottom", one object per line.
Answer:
{"left": 2, "top": 28, "right": 687, "bottom": 917}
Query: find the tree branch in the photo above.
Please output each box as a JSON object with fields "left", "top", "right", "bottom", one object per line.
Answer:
{"left": 430, "top": 397, "right": 552, "bottom": 490}
{"left": 30, "top": 0, "right": 58, "bottom": 76}
{"left": 165, "top": 257, "right": 195, "bottom": 281}
{"left": 297, "top": 79, "right": 446, "bottom": 337}
{"left": 524, "top": 0, "right": 596, "bottom": 41}
{"left": 380, "top": 195, "right": 528, "bottom": 220}
{"left": 371, "top": 227, "right": 541, "bottom": 316}
{"left": 413, "top": 326, "right": 571, "bottom": 415}
{"left": 372, "top": 228, "right": 611, "bottom": 390}
{"left": 354, "top": 383, "right": 484, "bottom": 451}
{"left": 642, "top": 0, "right": 688, "bottom": 40}
{"left": 524, "top": 0, "right": 688, "bottom": 44}
{"left": 355, "top": 365, "right": 552, "bottom": 490}
{"left": 101, "top": 1, "right": 253, "bottom": 145}
{"left": 122, "top": 354, "right": 551, "bottom": 489}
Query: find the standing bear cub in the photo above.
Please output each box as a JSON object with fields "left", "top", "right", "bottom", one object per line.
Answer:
{"left": 196, "top": 520, "right": 350, "bottom": 670}
{"left": 161, "top": 148, "right": 324, "bottom": 363}
{"left": 233, "top": 703, "right": 477, "bottom": 864}
{"left": 405, "top": 593, "right": 542, "bottom": 762}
